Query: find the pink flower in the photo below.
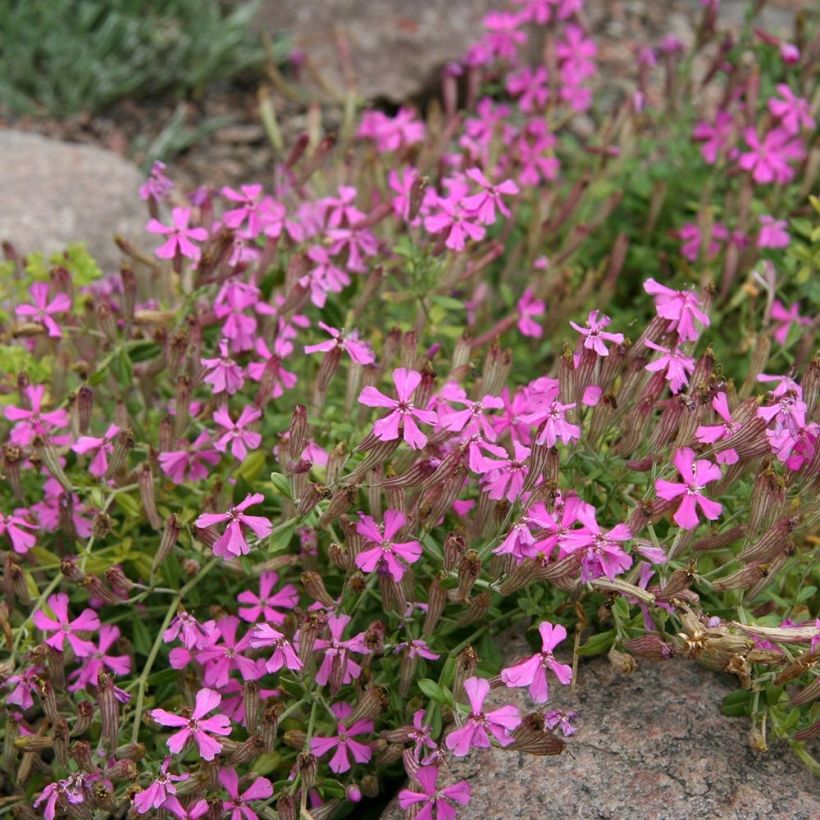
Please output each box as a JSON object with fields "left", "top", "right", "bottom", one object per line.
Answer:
{"left": 195, "top": 493, "right": 272, "bottom": 558}
{"left": 655, "top": 448, "right": 723, "bottom": 530}
{"left": 424, "top": 193, "right": 486, "bottom": 251}
{"left": 159, "top": 797, "right": 209, "bottom": 819}
{"left": 517, "top": 288, "right": 545, "bottom": 338}
{"left": 569, "top": 310, "right": 624, "bottom": 357}
{"left": 398, "top": 766, "right": 472, "bottom": 820}
{"left": 310, "top": 703, "right": 373, "bottom": 773}
{"left": 770, "top": 300, "right": 811, "bottom": 345}
{"left": 68, "top": 624, "right": 131, "bottom": 691}
{"left": 301, "top": 246, "right": 351, "bottom": 308}
{"left": 445, "top": 677, "right": 521, "bottom": 757}
{"left": 692, "top": 110, "right": 734, "bottom": 164}
{"left": 768, "top": 85, "right": 815, "bottom": 135}
{"left": 506, "top": 66, "right": 549, "bottom": 113}
{"left": 757, "top": 215, "right": 790, "bottom": 249}
{"left": 133, "top": 758, "right": 189, "bottom": 814}
{"left": 212, "top": 406, "right": 262, "bottom": 461}
{"left": 33, "top": 593, "right": 100, "bottom": 656}
{"left": 71, "top": 424, "right": 120, "bottom": 478}
{"left": 359, "top": 368, "right": 437, "bottom": 450}
{"left": 357, "top": 108, "right": 425, "bottom": 152}
{"left": 164, "top": 611, "right": 211, "bottom": 650}
{"left": 34, "top": 776, "right": 85, "bottom": 820}
{"left": 4, "top": 384, "right": 70, "bottom": 447}
{"left": 201, "top": 341, "right": 246, "bottom": 395}
{"left": 643, "top": 278, "right": 710, "bottom": 342}
{"left": 146, "top": 207, "right": 208, "bottom": 261}
{"left": 644, "top": 339, "right": 695, "bottom": 394}
{"left": 560, "top": 503, "right": 633, "bottom": 581}
{"left": 0, "top": 510, "right": 37, "bottom": 555}
{"left": 221, "top": 184, "right": 267, "bottom": 236}
{"left": 314, "top": 614, "right": 370, "bottom": 689}
{"left": 15, "top": 282, "right": 71, "bottom": 338}
{"left": 237, "top": 570, "right": 298, "bottom": 624}
{"left": 196, "top": 616, "right": 263, "bottom": 688}
{"left": 150, "top": 687, "right": 231, "bottom": 761}
{"left": 521, "top": 400, "right": 580, "bottom": 448}
{"left": 246, "top": 339, "right": 298, "bottom": 399}
{"left": 248, "top": 624, "right": 303, "bottom": 673}
{"left": 304, "top": 322, "right": 375, "bottom": 365}
{"left": 355, "top": 509, "right": 423, "bottom": 581}
{"left": 478, "top": 440, "right": 530, "bottom": 502}
{"left": 738, "top": 127, "right": 804, "bottom": 185}
{"left": 500, "top": 621, "right": 572, "bottom": 703}
{"left": 159, "top": 432, "right": 221, "bottom": 484}
{"left": 219, "top": 768, "right": 273, "bottom": 820}
{"left": 462, "top": 168, "right": 519, "bottom": 224}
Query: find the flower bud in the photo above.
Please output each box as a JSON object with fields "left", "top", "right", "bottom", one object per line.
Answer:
{"left": 287, "top": 404, "right": 309, "bottom": 463}
{"left": 459, "top": 590, "right": 492, "bottom": 625}
{"left": 2, "top": 444, "right": 24, "bottom": 501}
{"left": 608, "top": 646, "right": 637, "bottom": 675}
{"left": 298, "top": 610, "right": 327, "bottom": 663}
{"left": 737, "top": 516, "right": 797, "bottom": 562}
{"left": 75, "top": 384, "right": 94, "bottom": 435}
{"left": 360, "top": 774, "right": 379, "bottom": 799}
{"left": 260, "top": 700, "right": 283, "bottom": 753}
{"left": 301, "top": 571, "right": 335, "bottom": 606}
{"left": 455, "top": 550, "right": 480, "bottom": 603}
{"left": 72, "top": 701, "right": 94, "bottom": 738}
{"left": 422, "top": 573, "right": 447, "bottom": 637}
{"left": 152, "top": 514, "right": 180, "bottom": 574}
{"left": 453, "top": 646, "right": 478, "bottom": 703}
{"left": 105, "top": 429, "right": 134, "bottom": 480}
{"left": 623, "top": 635, "right": 675, "bottom": 660}
{"left": 349, "top": 687, "right": 388, "bottom": 724}
{"left": 97, "top": 671, "right": 120, "bottom": 753}
{"left": 509, "top": 712, "right": 567, "bottom": 756}
{"left": 481, "top": 342, "right": 512, "bottom": 396}
{"left": 33, "top": 436, "right": 73, "bottom": 493}
{"left": 104, "top": 565, "right": 133, "bottom": 598}
{"left": 228, "top": 733, "right": 265, "bottom": 765}
{"left": 747, "top": 466, "right": 786, "bottom": 536}
{"left": 137, "top": 463, "right": 161, "bottom": 530}
{"left": 277, "top": 794, "right": 298, "bottom": 820}
{"left": 296, "top": 752, "right": 318, "bottom": 790}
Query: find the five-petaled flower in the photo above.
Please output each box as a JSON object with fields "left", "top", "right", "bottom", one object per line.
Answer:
{"left": 150, "top": 687, "right": 231, "bottom": 761}
{"left": 147, "top": 207, "right": 209, "bottom": 261}
{"left": 15, "top": 283, "right": 71, "bottom": 338}
{"left": 359, "top": 368, "right": 437, "bottom": 450}
{"left": 501, "top": 621, "right": 573, "bottom": 703}
{"left": 355, "top": 509, "right": 423, "bottom": 581}
{"left": 71, "top": 424, "right": 120, "bottom": 478}
{"left": 655, "top": 448, "right": 722, "bottom": 530}
{"left": 310, "top": 702, "right": 373, "bottom": 773}
{"left": 643, "top": 278, "right": 710, "bottom": 342}
{"left": 219, "top": 767, "right": 273, "bottom": 820}
{"left": 195, "top": 493, "right": 272, "bottom": 558}
{"left": 398, "top": 765, "right": 472, "bottom": 820}
{"left": 445, "top": 676, "right": 521, "bottom": 757}
{"left": 570, "top": 310, "right": 624, "bottom": 357}
{"left": 213, "top": 406, "right": 262, "bottom": 461}
{"left": 33, "top": 593, "right": 100, "bottom": 656}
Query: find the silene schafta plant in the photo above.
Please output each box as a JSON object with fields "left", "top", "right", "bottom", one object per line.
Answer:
{"left": 1, "top": 0, "right": 818, "bottom": 817}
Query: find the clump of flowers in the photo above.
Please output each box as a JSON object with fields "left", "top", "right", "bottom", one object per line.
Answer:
{"left": 1, "top": 1, "right": 818, "bottom": 817}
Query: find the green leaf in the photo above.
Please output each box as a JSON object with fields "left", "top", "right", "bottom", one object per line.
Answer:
{"left": 577, "top": 629, "right": 616, "bottom": 657}
{"left": 132, "top": 617, "right": 151, "bottom": 656}
{"left": 417, "top": 678, "right": 450, "bottom": 705}
{"left": 270, "top": 471, "right": 292, "bottom": 499}
{"left": 721, "top": 690, "right": 752, "bottom": 717}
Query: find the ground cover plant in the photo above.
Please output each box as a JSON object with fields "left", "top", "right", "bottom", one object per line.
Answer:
{"left": 0, "top": 0, "right": 818, "bottom": 817}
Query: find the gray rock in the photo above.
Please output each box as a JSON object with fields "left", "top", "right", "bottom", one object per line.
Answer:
{"left": 0, "top": 130, "right": 146, "bottom": 273}
{"left": 254, "top": 0, "right": 498, "bottom": 103}
{"left": 382, "top": 653, "right": 819, "bottom": 819}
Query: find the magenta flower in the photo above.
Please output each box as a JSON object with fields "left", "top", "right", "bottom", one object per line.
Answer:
{"left": 757, "top": 215, "right": 790, "bottom": 249}
{"left": 33, "top": 593, "right": 100, "bottom": 656}
{"left": 569, "top": 310, "right": 624, "bottom": 357}
{"left": 195, "top": 493, "right": 272, "bottom": 558}
{"left": 15, "top": 282, "right": 71, "bottom": 338}
{"left": 445, "top": 676, "right": 521, "bottom": 757}
{"left": 770, "top": 300, "right": 811, "bottom": 346}
{"left": 768, "top": 85, "right": 815, "bottom": 135}
{"left": 248, "top": 624, "right": 303, "bottom": 673}
{"left": 201, "top": 341, "right": 246, "bottom": 395}
{"left": 310, "top": 703, "right": 373, "bottom": 773}
{"left": 355, "top": 509, "right": 423, "bottom": 581}
{"left": 68, "top": 624, "right": 131, "bottom": 691}
{"left": 655, "top": 448, "right": 723, "bottom": 530}
{"left": 696, "top": 392, "right": 740, "bottom": 465}
{"left": 34, "top": 776, "right": 85, "bottom": 820}
{"left": 395, "top": 638, "right": 440, "bottom": 662}
{"left": 219, "top": 768, "right": 273, "bottom": 820}
{"left": 359, "top": 368, "right": 437, "bottom": 450}
{"left": 304, "top": 322, "right": 375, "bottom": 365}
{"left": 133, "top": 758, "right": 189, "bottom": 814}
{"left": 0, "top": 510, "right": 37, "bottom": 555}
{"left": 692, "top": 110, "right": 734, "bottom": 164}
{"left": 424, "top": 193, "right": 486, "bottom": 251}
{"left": 398, "top": 765, "right": 472, "bottom": 820}
{"left": 212, "top": 406, "right": 262, "bottom": 461}
{"left": 301, "top": 245, "right": 351, "bottom": 308}
{"left": 462, "top": 167, "right": 519, "bottom": 225}
{"left": 517, "top": 288, "right": 545, "bottom": 338}
{"left": 71, "top": 424, "right": 120, "bottom": 478}
{"left": 738, "top": 127, "right": 804, "bottom": 185}
{"left": 159, "top": 796, "right": 209, "bottom": 820}
{"left": 643, "top": 278, "right": 710, "bottom": 342}
{"left": 164, "top": 611, "right": 211, "bottom": 650}
{"left": 560, "top": 503, "right": 633, "bottom": 581}
{"left": 237, "top": 570, "right": 299, "bottom": 624}
{"left": 221, "top": 184, "right": 267, "bottom": 236}
{"left": 146, "top": 207, "right": 208, "bottom": 261}
{"left": 4, "top": 384, "right": 70, "bottom": 447}
{"left": 521, "top": 400, "right": 580, "bottom": 448}
{"left": 196, "top": 616, "right": 262, "bottom": 688}
{"left": 544, "top": 709, "right": 579, "bottom": 737}
{"left": 159, "top": 431, "right": 221, "bottom": 484}
{"left": 478, "top": 440, "right": 530, "bottom": 503}
{"left": 246, "top": 339, "right": 298, "bottom": 399}
{"left": 314, "top": 614, "right": 370, "bottom": 688}
{"left": 139, "top": 161, "right": 174, "bottom": 202}
{"left": 644, "top": 340, "right": 695, "bottom": 394}
{"left": 150, "top": 687, "right": 231, "bottom": 761}
{"left": 500, "top": 621, "right": 572, "bottom": 703}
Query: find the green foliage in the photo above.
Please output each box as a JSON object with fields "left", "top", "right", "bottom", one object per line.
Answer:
{"left": 0, "top": 0, "right": 265, "bottom": 116}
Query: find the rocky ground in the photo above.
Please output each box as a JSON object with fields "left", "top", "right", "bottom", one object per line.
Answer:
{"left": 381, "top": 649, "right": 820, "bottom": 819}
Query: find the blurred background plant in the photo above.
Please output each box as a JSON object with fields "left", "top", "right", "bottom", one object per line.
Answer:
{"left": 0, "top": 0, "right": 269, "bottom": 117}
